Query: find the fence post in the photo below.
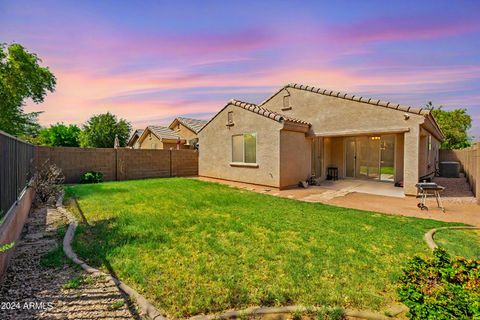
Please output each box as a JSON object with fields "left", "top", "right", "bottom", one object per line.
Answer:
{"left": 169, "top": 150, "right": 172, "bottom": 177}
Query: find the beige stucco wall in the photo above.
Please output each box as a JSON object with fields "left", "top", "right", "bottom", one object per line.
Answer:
{"left": 263, "top": 88, "right": 427, "bottom": 135}
{"left": 172, "top": 123, "right": 198, "bottom": 142}
{"left": 395, "top": 133, "right": 404, "bottom": 183}
{"left": 138, "top": 132, "right": 164, "bottom": 149}
{"left": 198, "top": 104, "right": 283, "bottom": 187}
{"left": 419, "top": 126, "right": 441, "bottom": 180}
{"left": 279, "top": 130, "right": 311, "bottom": 188}
{"left": 137, "top": 130, "right": 188, "bottom": 150}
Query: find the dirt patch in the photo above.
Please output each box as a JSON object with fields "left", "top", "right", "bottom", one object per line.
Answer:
{"left": 0, "top": 207, "right": 139, "bottom": 319}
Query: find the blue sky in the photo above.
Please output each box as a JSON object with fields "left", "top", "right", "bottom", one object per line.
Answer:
{"left": 1, "top": 0, "right": 479, "bottom": 137}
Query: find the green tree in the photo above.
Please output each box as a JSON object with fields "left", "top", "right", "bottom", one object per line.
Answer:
{"left": 426, "top": 102, "right": 472, "bottom": 150}
{"left": 79, "top": 112, "right": 131, "bottom": 148}
{"left": 37, "top": 123, "right": 81, "bottom": 147}
{"left": 0, "top": 43, "right": 56, "bottom": 136}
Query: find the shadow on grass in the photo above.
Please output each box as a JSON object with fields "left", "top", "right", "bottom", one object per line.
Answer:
{"left": 72, "top": 204, "right": 143, "bottom": 320}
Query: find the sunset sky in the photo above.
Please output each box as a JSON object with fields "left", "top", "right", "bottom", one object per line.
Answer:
{"left": 1, "top": 1, "right": 479, "bottom": 137}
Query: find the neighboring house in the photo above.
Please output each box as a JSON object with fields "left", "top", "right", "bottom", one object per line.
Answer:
{"left": 168, "top": 117, "right": 208, "bottom": 147}
{"left": 198, "top": 83, "right": 443, "bottom": 195}
{"left": 127, "top": 129, "right": 144, "bottom": 148}
{"left": 136, "top": 125, "right": 186, "bottom": 150}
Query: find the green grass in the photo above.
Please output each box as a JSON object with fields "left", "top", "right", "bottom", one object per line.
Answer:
{"left": 434, "top": 229, "right": 480, "bottom": 259}
{"left": 63, "top": 275, "right": 84, "bottom": 289}
{"left": 40, "top": 245, "right": 66, "bottom": 268}
{"left": 65, "top": 178, "right": 455, "bottom": 317}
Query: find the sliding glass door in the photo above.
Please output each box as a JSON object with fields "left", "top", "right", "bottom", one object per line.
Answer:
{"left": 345, "top": 135, "right": 395, "bottom": 182}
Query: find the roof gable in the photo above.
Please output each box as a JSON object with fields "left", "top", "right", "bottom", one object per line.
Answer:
{"left": 169, "top": 117, "right": 208, "bottom": 134}
{"left": 198, "top": 99, "right": 310, "bottom": 134}
{"left": 127, "top": 129, "right": 144, "bottom": 146}
{"left": 138, "top": 126, "right": 184, "bottom": 144}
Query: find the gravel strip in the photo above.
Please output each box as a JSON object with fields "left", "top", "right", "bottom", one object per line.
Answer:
{"left": 0, "top": 206, "right": 139, "bottom": 319}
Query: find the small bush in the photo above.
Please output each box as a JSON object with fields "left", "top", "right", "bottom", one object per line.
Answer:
{"left": 80, "top": 171, "right": 103, "bottom": 184}
{"left": 397, "top": 248, "right": 480, "bottom": 319}
{"left": 32, "top": 160, "right": 64, "bottom": 205}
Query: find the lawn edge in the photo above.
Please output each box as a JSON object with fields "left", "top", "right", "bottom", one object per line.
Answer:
{"left": 56, "top": 192, "right": 167, "bottom": 320}
{"left": 424, "top": 226, "right": 480, "bottom": 250}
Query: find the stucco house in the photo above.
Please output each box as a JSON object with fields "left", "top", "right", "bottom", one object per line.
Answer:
{"left": 198, "top": 83, "right": 443, "bottom": 195}
{"left": 127, "top": 129, "right": 144, "bottom": 148}
{"left": 168, "top": 117, "right": 208, "bottom": 147}
{"left": 135, "top": 125, "right": 187, "bottom": 150}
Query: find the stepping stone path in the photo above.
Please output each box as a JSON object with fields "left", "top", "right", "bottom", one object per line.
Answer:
{"left": 0, "top": 207, "right": 139, "bottom": 319}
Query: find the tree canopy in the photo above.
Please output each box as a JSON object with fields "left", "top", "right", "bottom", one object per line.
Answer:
{"left": 37, "top": 123, "right": 81, "bottom": 147}
{"left": 0, "top": 43, "right": 56, "bottom": 137}
{"left": 426, "top": 102, "right": 472, "bottom": 150}
{"left": 79, "top": 112, "right": 131, "bottom": 148}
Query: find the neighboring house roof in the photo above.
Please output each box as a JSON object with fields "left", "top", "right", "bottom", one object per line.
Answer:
{"left": 127, "top": 129, "right": 144, "bottom": 146}
{"left": 170, "top": 117, "right": 209, "bottom": 134}
{"left": 261, "top": 83, "right": 430, "bottom": 115}
{"left": 147, "top": 125, "right": 183, "bottom": 140}
{"left": 198, "top": 99, "right": 311, "bottom": 134}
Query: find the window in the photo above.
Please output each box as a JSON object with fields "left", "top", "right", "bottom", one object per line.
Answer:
{"left": 227, "top": 111, "right": 234, "bottom": 125}
{"left": 232, "top": 133, "right": 256, "bottom": 163}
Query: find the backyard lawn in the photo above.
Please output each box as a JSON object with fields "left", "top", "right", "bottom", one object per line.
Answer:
{"left": 435, "top": 229, "right": 480, "bottom": 260}
{"left": 65, "top": 178, "right": 456, "bottom": 318}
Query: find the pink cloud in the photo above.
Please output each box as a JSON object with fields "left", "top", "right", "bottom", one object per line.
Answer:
{"left": 329, "top": 17, "right": 480, "bottom": 44}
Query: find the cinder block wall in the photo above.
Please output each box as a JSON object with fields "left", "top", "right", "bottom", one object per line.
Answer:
{"left": 35, "top": 147, "right": 116, "bottom": 183}
{"left": 35, "top": 147, "right": 198, "bottom": 183}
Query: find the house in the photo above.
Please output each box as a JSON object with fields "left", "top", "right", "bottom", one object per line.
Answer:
{"left": 135, "top": 125, "right": 187, "bottom": 150}
{"left": 198, "top": 83, "right": 443, "bottom": 195}
{"left": 127, "top": 129, "right": 144, "bottom": 148}
{"left": 168, "top": 117, "right": 208, "bottom": 147}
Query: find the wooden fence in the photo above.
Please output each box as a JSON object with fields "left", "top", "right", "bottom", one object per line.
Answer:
{"left": 0, "top": 131, "right": 35, "bottom": 218}
{"left": 439, "top": 142, "right": 480, "bottom": 203}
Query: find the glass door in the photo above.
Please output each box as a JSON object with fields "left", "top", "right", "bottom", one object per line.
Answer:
{"left": 345, "top": 135, "right": 395, "bottom": 181}
{"left": 367, "top": 136, "right": 380, "bottom": 180}
{"left": 345, "top": 138, "right": 355, "bottom": 178}
{"left": 380, "top": 135, "right": 395, "bottom": 181}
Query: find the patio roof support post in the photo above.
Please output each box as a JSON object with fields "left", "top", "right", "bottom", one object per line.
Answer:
{"left": 403, "top": 125, "right": 420, "bottom": 195}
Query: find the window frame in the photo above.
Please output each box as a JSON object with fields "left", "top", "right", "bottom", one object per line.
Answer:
{"left": 231, "top": 133, "right": 257, "bottom": 164}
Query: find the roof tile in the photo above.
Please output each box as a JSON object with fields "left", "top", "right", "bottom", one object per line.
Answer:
{"left": 230, "top": 99, "right": 310, "bottom": 126}
{"left": 285, "top": 83, "right": 428, "bottom": 115}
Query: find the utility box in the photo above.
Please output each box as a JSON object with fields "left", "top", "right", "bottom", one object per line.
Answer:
{"left": 439, "top": 161, "right": 460, "bottom": 178}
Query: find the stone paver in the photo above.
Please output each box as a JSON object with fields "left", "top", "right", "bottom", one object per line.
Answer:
{"left": 0, "top": 207, "right": 139, "bottom": 319}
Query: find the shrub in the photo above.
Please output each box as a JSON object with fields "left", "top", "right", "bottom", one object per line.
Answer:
{"left": 32, "top": 160, "right": 64, "bottom": 205}
{"left": 80, "top": 171, "right": 103, "bottom": 184}
{"left": 397, "top": 248, "right": 480, "bottom": 319}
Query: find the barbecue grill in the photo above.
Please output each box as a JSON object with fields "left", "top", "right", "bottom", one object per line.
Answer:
{"left": 416, "top": 182, "right": 445, "bottom": 212}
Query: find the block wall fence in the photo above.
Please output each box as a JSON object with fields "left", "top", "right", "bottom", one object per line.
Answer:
{"left": 439, "top": 142, "right": 480, "bottom": 203}
{"left": 34, "top": 147, "right": 199, "bottom": 183}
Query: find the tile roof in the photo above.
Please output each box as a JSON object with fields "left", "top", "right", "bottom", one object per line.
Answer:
{"left": 262, "top": 83, "right": 430, "bottom": 115}
{"left": 176, "top": 117, "right": 209, "bottom": 133}
{"left": 127, "top": 129, "right": 144, "bottom": 145}
{"left": 148, "top": 125, "right": 183, "bottom": 140}
{"left": 230, "top": 99, "right": 311, "bottom": 125}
